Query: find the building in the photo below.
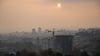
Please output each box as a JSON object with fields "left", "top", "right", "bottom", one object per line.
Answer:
{"left": 32, "top": 28, "right": 36, "bottom": 34}
{"left": 38, "top": 27, "right": 42, "bottom": 32}
{"left": 73, "top": 28, "right": 100, "bottom": 56}
{"left": 54, "top": 35, "right": 73, "bottom": 55}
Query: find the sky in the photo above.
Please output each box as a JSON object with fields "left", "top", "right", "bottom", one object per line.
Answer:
{"left": 0, "top": 0, "right": 100, "bottom": 33}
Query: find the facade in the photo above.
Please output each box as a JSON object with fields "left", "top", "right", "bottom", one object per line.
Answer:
{"left": 54, "top": 35, "right": 73, "bottom": 55}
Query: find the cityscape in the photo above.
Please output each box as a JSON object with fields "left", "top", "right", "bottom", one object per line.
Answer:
{"left": 0, "top": 0, "right": 100, "bottom": 56}
{"left": 0, "top": 28, "right": 100, "bottom": 56}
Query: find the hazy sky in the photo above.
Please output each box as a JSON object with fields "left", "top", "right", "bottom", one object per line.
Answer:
{"left": 0, "top": 0, "right": 100, "bottom": 33}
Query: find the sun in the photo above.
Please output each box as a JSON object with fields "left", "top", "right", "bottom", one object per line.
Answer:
{"left": 57, "top": 3, "right": 61, "bottom": 8}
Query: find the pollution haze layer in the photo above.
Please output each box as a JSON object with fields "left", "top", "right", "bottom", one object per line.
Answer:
{"left": 0, "top": 0, "right": 100, "bottom": 33}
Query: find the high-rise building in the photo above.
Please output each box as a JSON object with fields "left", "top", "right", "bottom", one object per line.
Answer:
{"left": 54, "top": 35, "right": 73, "bottom": 55}
{"left": 32, "top": 28, "right": 36, "bottom": 34}
{"left": 38, "top": 27, "right": 42, "bottom": 32}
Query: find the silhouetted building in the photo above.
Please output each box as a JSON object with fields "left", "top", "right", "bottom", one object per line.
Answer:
{"left": 38, "top": 27, "right": 42, "bottom": 32}
{"left": 54, "top": 35, "right": 73, "bottom": 55}
{"left": 32, "top": 28, "right": 36, "bottom": 34}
